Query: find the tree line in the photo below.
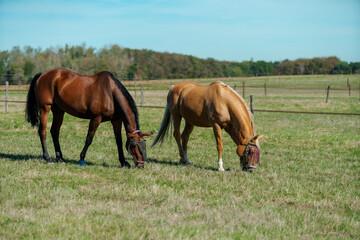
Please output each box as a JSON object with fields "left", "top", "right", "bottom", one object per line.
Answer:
{"left": 1, "top": 44, "right": 359, "bottom": 85}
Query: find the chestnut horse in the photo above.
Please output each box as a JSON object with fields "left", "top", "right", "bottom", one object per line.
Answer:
{"left": 26, "top": 68, "right": 151, "bottom": 167}
{"left": 152, "top": 81, "right": 261, "bottom": 172}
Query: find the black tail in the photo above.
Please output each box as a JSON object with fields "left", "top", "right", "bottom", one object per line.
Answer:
{"left": 151, "top": 104, "right": 172, "bottom": 147}
{"left": 25, "top": 72, "right": 42, "bottom": 127}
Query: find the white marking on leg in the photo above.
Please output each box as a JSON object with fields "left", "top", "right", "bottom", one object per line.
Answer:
{"left": 218, "top": 157, "right": 225, "bottom": 171}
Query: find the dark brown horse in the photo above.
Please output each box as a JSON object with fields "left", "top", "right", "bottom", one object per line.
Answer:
{"left": 152, "top": 81, "right": 261, "bottom": 172}
{"left": 26, "top": 68, "right": 151, "bottom": 167}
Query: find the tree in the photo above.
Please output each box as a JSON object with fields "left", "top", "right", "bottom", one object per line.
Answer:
{"left": 274, "top": 60, "right": 295, "bottom": 75}
{"left": 333, "top": 61, "right": 350, "bottom": 74}
{"left": 126, "top": 63, "right": 138, "bottom": 80}
{"left": 4, "top": 70, "right": 13, "bottom": 84}
{"left": 24, "top": 60, "right": 35, "bottom": 82}
{"left": 349, "top": 62, "right": 360, "bottom": 74}
{"left": 239, "top": 61, "right": 252, "bottom": 76}
{"left": 0, "top": 44, "right": 359, "bottom": 82}
{"left": 0, "top": 51, "right": 8, "bottom": 83}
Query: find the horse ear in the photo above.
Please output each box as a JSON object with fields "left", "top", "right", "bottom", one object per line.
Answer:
{"left": 252, "top": 135, "right": 263, "bottom": 141}
{"left": 141, "top": 131, "right": 153, "bottom": 136}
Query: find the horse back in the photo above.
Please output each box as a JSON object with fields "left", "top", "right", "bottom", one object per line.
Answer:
{"left": 168, "top": 81, "right": 232, "bottom": 127}
{"left": 36, "top": 69, "right": 115, "bottom": 119}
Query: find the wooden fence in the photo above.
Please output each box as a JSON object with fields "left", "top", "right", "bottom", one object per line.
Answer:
{"left": 1, "top": 81, "right": 360, "bottom": 116}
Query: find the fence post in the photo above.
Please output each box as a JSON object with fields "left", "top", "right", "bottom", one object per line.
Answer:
{"left": 5, "top": 81, "right": 9, "bottom": 112}
{"left": 140, "top": 84, "right": 144, "bottom": 106}
{"left": 264, "top": 82, "right": 267, "bottom": 96}
{"left": 242, "top": 80, "right": 245, "bottom": 98}
{"left": 279, "top": 73, "right": 281, "bottom": 87}
{"left": 134, "top": 78, "right": 137, "bottom": 100}
{"left": 234, "top": 84, "right": 236, "bottom": 91}
{"left": 326, "top": 85, "right": 330, "bottom": 103}
{"left": 250, "top": 95, "right": 254, "bottom": 116}
{"left": 348, "top": 84, "right": 351, "bottom": 96}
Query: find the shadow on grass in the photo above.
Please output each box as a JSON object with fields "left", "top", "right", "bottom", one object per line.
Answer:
{"left": 0, "top": 152, "right": 95, "bottom": 166}
{"left": 0, "top": 153, "right": 226, "bottom": 171}
{"left": 0, "top": 153, "right": 40, "bottom": 161}
{"left": 148, "top": 158, "right": 222, "bottom": 171}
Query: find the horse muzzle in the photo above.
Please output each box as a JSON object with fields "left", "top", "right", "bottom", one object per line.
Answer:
{"left": 128, "top": 139, "right": 147, "bottom": 167}
{"left": 135, "top": 161, "right": 145, "bottom": 168}
{"left": 242, "top": 164, "right": 257, "bottom": 173}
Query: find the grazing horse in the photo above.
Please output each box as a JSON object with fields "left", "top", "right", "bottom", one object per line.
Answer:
{"left": 152, "top": 81, "right": 261, "bottom": 172}
{"left": 26, "top": 68, "right": 151, "bottom": 167}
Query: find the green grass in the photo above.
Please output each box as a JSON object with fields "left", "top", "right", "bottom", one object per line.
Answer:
{"left": 1, "top": 108, "right": 359, "bottom": 239}
{"left": 0, "top": 75, "right": 359, "bottom": 239}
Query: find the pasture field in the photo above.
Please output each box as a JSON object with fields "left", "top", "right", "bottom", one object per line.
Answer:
{"left": 0, "top": 75, "right": 359, "bottom": 239}
{"left": 1, "top": 74, "right": 359, "bottom": 113}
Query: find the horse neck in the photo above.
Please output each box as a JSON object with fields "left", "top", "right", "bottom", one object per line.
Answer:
{"left": 123, "top": 108, "right": 138, "bottom": 134}
{"left": 113, "top": 89, "right": 138, "bottom": 133}
{"left": 221, "top": 85, "right": 255, "bottom": 146}
{"left": 228, "top": 104, "right": 254, "bottom": 146}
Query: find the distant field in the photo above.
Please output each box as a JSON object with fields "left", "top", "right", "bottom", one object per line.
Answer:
{"left": 0, "top": 75, "right": 359, "bottom": 239}
{"left": 1, "top": 74, "right": 360, "bottom": 114}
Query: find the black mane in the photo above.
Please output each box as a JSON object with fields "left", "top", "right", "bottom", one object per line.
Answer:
{"left": 107, "top": 72, "right": 140, "bottom": 130}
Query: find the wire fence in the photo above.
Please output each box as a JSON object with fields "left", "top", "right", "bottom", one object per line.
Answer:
{"left": 1, "top": 76, "right": 360, "bottom": 116}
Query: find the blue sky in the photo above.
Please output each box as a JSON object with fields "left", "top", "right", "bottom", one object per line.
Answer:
{"left": 0, "top": 0, "right": 359, "bottom": 62}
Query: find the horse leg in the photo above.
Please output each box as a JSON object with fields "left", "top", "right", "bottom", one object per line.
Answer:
{"left": 111, "top": 119, "right": 131, "bottom": 168}
{"left": 38, "top": 105, "right": 51, "bottom": 163}
{"left": 213, "top": 124, "right": 225, "bottom": 171}
{"left": 79, "top": 116, "right": 102, "bottom": 165}
{"left": 50, "top": 104, "right": 65, "bottom": 163}
{"left": 181, "top": 121, "right": 194, "bottom": 164}
{"left": 172, "top": 114, "right": 187, "bottom": 164}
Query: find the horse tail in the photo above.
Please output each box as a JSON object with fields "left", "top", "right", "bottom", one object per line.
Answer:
{"left": 151, "top": 104, "right": 172, "bottom": 147}
{"left": 25, "top": 72, "right": 42, "bottom": 127}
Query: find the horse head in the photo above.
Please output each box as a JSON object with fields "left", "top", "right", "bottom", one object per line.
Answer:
{"left": 240, "top": 135, "right": 262, "bottom": 173}
{"left": 126, "top": 130, "right": 152, "bottom": 167}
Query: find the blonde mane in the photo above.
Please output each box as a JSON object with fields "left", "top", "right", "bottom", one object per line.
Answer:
{"left": 216, "top": 81, "right": 257, "bottom": 136}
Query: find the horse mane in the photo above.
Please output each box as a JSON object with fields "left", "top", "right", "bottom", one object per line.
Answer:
{"left": 107, "top": 72, "right": 140, "bottom": 129}
{"left": 216, "top": 81, "right": 257, "bottom": 136}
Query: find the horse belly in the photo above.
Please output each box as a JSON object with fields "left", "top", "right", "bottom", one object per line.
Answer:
{"left": 54, "top": 98, "right": 91, "bottom": 119}
{"left": 179, "top": 103, "right": 212, "bottom": 127}
{"left": 55, "top": 90, "right": 114, "bottom": 120}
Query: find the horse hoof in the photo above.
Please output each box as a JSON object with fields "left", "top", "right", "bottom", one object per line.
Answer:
{"left": 57, "top": 158, "right": 65, "bottom": 163}
{"left": 218, "top": 168, "right": 225, "bottom": 172}
{"left": 121, "top": 161, "right": 131, "bottom": 168}
{"left": 78, "top": 160, "right": 86, "bottom": 166}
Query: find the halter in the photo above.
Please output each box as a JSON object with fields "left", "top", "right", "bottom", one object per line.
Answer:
{"left": 242, "top": 136, "right": 258, "bottom": 171}
{"left": 127, "top": 130, "right": 147, "bottom": 165}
